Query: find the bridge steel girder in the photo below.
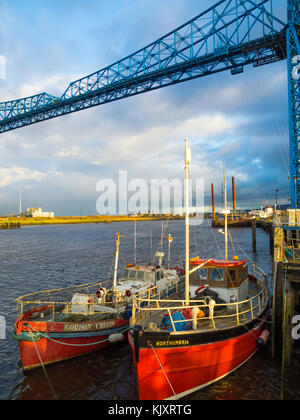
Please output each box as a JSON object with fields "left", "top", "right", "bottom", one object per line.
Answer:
{"left": 0, "top": 0, "right": 285, "bottom": 133}
{"left": 287, "top": 0, "right": 300, "bottom": 208}
{"left": 0, "top": 32, "right": 286, "bottom": 134}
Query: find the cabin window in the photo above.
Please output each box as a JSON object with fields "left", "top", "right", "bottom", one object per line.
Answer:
{"left": 156, "top": 270, "right": 164, "bottom": 282}
{"left": 128, "top": 270, "right": 137, "bottom": 280}
{"left": 123, "top": 269, "right": 130, "bottom": 279}
{"left": 211, "top": 268, "right": 224, "bottom": 282}
{"left": 145, "top": 272, "right": 155, "bottom": 282}
{"left": 197, "top": 269, "right": 207, "bottom": 280}
{"left": 238, "top": 269, "right": 244, "bottom": 284}
{"left": 137, "top": 271, "right": 145, "bottom": 281}
{"left": 227, "top": 269, "right": 236, "bottom": 285}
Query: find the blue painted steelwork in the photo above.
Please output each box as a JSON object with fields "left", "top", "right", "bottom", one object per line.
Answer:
{"left": 0, "top": 0, "right": 285, "bottom": 136}
{"left": 287, "top": 0, "right": 300, "bottom": 208}
{"left": 0, "top": 92, "right": 59, "bottom": 121}
{"left": 0, "top": 0, "right": 295, "bottom": 201}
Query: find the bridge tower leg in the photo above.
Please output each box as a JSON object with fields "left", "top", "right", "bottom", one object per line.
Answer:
{"left": 287, "top": 0, "right": 300, "bottom": 208}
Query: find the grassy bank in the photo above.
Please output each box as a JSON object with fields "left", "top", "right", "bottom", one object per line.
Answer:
{"left": 1, "top": 215, "right": 185, "bottom": 226}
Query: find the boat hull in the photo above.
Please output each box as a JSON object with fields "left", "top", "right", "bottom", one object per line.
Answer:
{"left": 129, "top": 316, "right": 268, "bottom": 400}
{"left": 14, "top": 314, "right": 129, "bottom": 370}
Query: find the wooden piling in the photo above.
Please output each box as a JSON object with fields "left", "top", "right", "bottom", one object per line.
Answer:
{"left": 232, "top": 177, "right": 236, "bottom": 213}
{"left": 273, "top": 261, "right": 300, "bottom": 367}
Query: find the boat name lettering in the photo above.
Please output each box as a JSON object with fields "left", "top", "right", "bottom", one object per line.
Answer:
{"left": 155, "top": 340, "right": 189, "bottom": 347}
{"left": 64, "top": 321, "right": 115, "bottom": 332}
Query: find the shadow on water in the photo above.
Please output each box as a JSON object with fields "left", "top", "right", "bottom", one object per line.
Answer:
{"left": 11, "top": 342, "right": 138, "bottom": 401}
{"left": 0, "top": 220, "right": 299, "bottom": 400}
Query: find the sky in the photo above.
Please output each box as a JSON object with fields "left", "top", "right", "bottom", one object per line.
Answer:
{"left": 0, "top": 0, "right": 290, "bottom": 215}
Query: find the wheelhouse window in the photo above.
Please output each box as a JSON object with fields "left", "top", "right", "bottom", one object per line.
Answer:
{"left": 137, "top": 271, "right": 145, "bottom": 281}
{"left": 197, "top": 269, "right": 207, "bottom": 281}
{"left": 211, "top": 268, "right": 224, "bottom": 282}
{"left": 128, "top": 270, "right": 137, "bottom": 280}
{"left": 155, "top": 270, "right": 164, "bottom": 282}
{"left": 227, "top": 269, "right": 236, "bottom": 285}
{"left": 145, "top": 272, "right": 155, "bottom": 282}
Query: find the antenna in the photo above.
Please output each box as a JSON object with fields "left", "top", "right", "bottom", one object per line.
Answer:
{"left": 113, "top": 231, "right": 121, "bottom": 296}
{"left": 160, "top": 220, "right": 164, "bottom": 252}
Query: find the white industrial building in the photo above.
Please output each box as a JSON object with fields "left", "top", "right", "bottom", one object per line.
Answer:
{"left": 27, "top": 207, "right": 55, "bottom": 218}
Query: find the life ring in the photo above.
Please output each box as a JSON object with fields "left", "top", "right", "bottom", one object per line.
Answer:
{"left": 195, "top": 286, "right": 205, "bottom": 296}
{"left": 125, "top": 290, "right": 132, "bottom": 298}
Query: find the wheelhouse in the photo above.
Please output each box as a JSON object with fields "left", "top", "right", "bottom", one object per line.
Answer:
{"left": 189, "top": 258, "right": 249, "bottom": 303}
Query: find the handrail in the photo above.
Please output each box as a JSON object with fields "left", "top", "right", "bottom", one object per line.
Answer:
{"left": 132, "top": 283, "right": 269, "bottom": 330}
{"left": 15, "top": 281, "right": 107, "bottom": 302}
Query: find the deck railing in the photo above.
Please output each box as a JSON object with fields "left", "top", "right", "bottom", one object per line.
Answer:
{"left": 15, "top": 280, "right": 120, "bottom": 319}
{"left": 131, "top": 280, "right": 269, "bottom": 331}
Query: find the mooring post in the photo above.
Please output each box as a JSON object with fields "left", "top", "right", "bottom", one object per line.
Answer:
{"left": 252, "top": 220, "right": 257, "bottom": 253}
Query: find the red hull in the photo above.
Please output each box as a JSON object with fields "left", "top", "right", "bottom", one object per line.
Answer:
{"left": 15, "top": 308, "right": 129, "bottom": 370}
{"left": 129, "top": 321, "right": 266, "bottom": 400}
{"left": 18, "top": 333, "right": 126, "bottom": 370}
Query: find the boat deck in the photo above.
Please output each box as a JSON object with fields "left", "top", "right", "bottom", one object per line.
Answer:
{"left": 135, "top": 283, "right": 268, "bottom": 333}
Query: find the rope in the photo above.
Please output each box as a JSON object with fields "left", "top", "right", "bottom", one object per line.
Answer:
{"left": 150, "top": 343, "right": 178, "bottom": 399}
{"left": 193, "top": 223, "right": 199, "bottom": 257}
{"left": 28, "top": 325, "right": 58, "bottom": 400}
{"left": 26, "top": 324, "right": 131, "bottom": 347}
{"left": 228, "top": 230, "right": 236, "bottom": 255}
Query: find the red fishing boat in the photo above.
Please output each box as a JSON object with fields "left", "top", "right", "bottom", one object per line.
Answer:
{"left": 128, "top": 139, "right": 270, "bottom": 400}
{"left": 13, "top": 232, "right": 183, "bottom": 371}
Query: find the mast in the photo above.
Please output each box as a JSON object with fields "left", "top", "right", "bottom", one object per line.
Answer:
{"left": 113, "top": 231, "right": 121, "bottom": 295}
{"left": 223, "top": 162, "right": 229, "bottom": 261}
{"left": 211, "top": 183, "right": 216, "bottom": 221}
{"left": 134, "top": 220, "right": 137, "bottom": 265}
{"left": 185, "top": 138, "right": 191, "bottom": 303}
{"left": 160, "top": 220, "right": 164, "bottom": 252}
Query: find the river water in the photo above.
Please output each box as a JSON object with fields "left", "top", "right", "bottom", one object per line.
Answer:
{"left": 0, "top": 219, "right": 299, "bottom": 400}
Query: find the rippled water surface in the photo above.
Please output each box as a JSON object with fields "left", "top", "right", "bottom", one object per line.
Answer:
{"left": 0, "top": 220, "right": 299, "bottom": 400}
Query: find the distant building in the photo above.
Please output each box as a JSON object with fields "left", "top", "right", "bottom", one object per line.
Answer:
{"left": 249, "top": 206, "right": 274, "bottom": 219}
{"left": 27, "top": 207, "right": 54, "bottom": 218}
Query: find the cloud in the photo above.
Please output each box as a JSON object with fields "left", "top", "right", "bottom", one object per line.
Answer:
{"left": 0, "top": 1, "right": 290, "bottom": 214}
{"left": 55, "top": 146, "right": 82, "bottom": 158}
{"left": 0, "top": 166, "right": 47, "bottom": 188}
{"left": 0, "top": 166, "right": 63, "bottom": 188}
